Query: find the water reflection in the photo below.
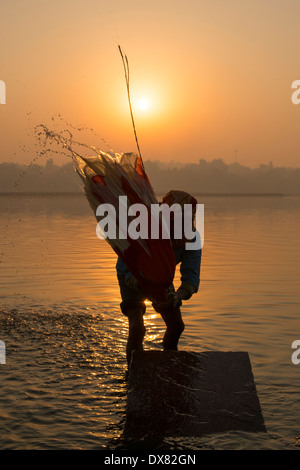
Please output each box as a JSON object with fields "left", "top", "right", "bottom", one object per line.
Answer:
{"left": 0, "top": 194, "right": 300, "bottom": 449}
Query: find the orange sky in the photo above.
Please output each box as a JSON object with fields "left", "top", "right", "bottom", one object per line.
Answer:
{"left": 1, "top": 0, "right": 300, "bottom": 168}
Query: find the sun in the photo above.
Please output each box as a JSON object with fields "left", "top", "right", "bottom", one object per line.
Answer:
{"left": 137, "top": 98, "right": 149, "bottom": 111}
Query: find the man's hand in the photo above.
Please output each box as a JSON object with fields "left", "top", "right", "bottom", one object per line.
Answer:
{"left": 152, "top": 288, "right": 190, "bottom": 312}
{"left": 168, "top": 291, "right": 182, "bottom": 309}
{"left": 168, "top": 288, "right": 190, "bottom": 308}
{"left": 125, "top": 274, "right": 140, "bottom": 290}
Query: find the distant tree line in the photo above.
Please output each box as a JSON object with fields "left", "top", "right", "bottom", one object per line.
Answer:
{"left": 0, "top": 158, "right": 300, "bottom": 195}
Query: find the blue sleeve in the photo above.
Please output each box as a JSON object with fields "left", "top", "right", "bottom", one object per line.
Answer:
{"left": 116, "top": 257, "right": 129, "bottom": 275}
{"left": 179, "top": 248, "right": 202, "bottom": 294}
{"left": 116, "top": 257, "right": 133, "bottom": 281}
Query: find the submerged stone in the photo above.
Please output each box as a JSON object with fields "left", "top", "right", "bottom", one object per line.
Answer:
{"left": 124, "top": 350, "right": 266, "bottom": 440}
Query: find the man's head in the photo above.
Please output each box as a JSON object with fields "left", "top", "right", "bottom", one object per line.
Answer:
{"left": 161, "top": 190, "right": 198, "bottom": 246}
{"left": 161, "top": 190, "right": 197, "bottom": 213}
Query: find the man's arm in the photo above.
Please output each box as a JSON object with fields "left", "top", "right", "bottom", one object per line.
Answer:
{"left": 170, "top": 247, "right": 202, "bottom": 307}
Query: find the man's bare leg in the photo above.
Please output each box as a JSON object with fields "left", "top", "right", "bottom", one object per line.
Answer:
{"left": 160, "top": 307, "right": 185, "bottom": 350}
{"left": 126, "top": 308, "right": 146, "bottom": 366}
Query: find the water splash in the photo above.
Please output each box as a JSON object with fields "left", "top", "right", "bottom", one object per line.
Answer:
{"left": 14, "top": 114, "right": 115, "bottom": 190}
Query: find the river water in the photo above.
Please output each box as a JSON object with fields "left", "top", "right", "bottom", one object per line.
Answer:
{"left": 0, "top": 193, "right": 300, "bottom": 450}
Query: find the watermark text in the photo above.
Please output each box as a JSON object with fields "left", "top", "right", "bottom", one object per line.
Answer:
{"left": 291, "top": 340, "right": 300, "bottom": 365}
{"left": 0, "top": 80, "right": 6, "bottom": 104}
{"left": 291, "top": 80, "right": 300, "bottom": 105}
{"left": 0, "top": 341, "right": 6, "bottom": 364}
{"left": 95, "top": 197, "right": 204, "bottom": 250}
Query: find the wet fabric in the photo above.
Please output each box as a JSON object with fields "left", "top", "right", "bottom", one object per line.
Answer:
{"left": 116, "top": 244, "right": 201, "bottom": 297}
{"left": 117, "top": 274, "right": 177, "bottom": 316}
{"left": 73, "top": 151, "right": 176, "bottom": 301}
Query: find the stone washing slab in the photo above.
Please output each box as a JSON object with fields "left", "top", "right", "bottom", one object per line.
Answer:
{"left": 124, "top": 350, "right": 266, "bottom": 440}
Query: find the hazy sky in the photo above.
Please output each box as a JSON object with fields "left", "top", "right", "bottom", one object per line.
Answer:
{"left": 1, "top": 0, "right": 300, "bottom": 167}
